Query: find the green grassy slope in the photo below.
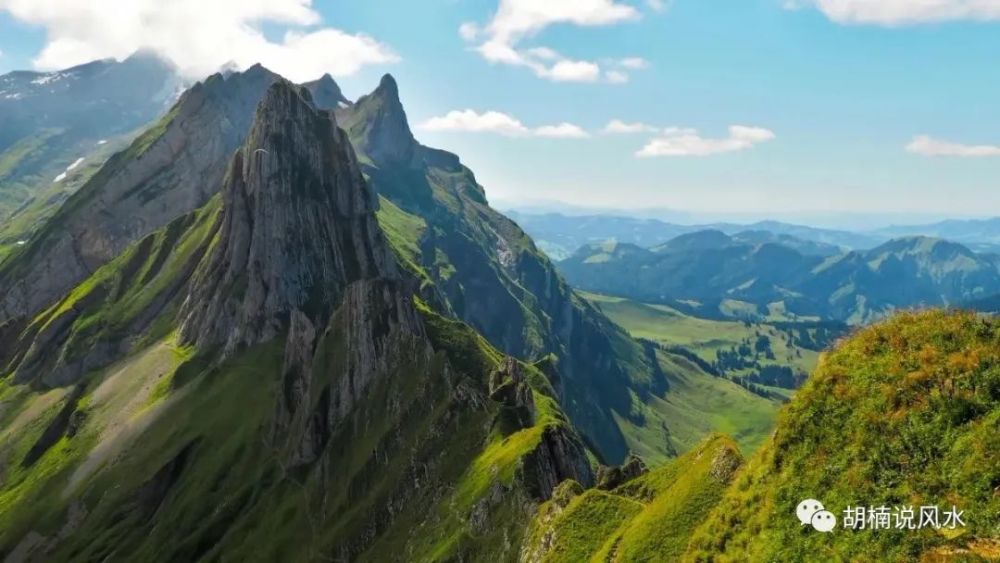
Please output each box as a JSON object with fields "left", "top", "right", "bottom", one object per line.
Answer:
{"left": 523, "top": 435, "right": 743, "bottom": 562}
{"left": 584, "top": 291, "right": 823, "bottom": 377}
{"left": 619, "top": 349, "right": 779, "bottom": 463}
{"left": 0, "top": 199, "right": 594, "bottom": 562}
{"left": 2, "top": 198, "right": 220, "bottom": 386}
{"left": 687, "top": 310, "right": 1000, "bottom": 562}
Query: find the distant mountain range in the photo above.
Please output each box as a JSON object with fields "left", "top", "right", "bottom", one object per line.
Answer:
{"left": 0, "top": 51, "right": 181, "bottom": 258}
{"left": 560, "top": 230, "right": 1000, "bottom": 324}
{"left": 507, "top": 211, "right": 1000, "bottom": 260}
{"left": 873, "top": 216, "right": 1000, "bottom": 254}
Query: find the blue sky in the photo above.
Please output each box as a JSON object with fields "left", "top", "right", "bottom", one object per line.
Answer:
{"left": 2, "top": 0, "right": 1000, "bottom": 225}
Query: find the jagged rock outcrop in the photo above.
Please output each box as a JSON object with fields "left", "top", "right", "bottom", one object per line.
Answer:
{"left": 303, "top": 73, "right": 351, "bottom": 109}
{"left": 179, "top": 80, "right": 397, "bottom": 352}
{"left": 338, "top": 75, "right": 416, "bottom": 166}
{"left": 0, "top": 64, "right": 279, "bottom": 329}
{"left": 336, "top": 74, "right": 660, "bottom": 464}
{"left": 595, "top": 453, "right": 649, "bottom": 490}
{"left": 521, "top": 426, "right": 595, "bottom": 500}
{"left": 489, "top": 356, "right": 536, "bottom": 430}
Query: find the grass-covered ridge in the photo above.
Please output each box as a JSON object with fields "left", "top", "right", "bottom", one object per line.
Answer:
{"left": 687, "top": 310, "right": 1000, "bottom": 561}
{"left": 5, "top": 197, "right": 220, "bottom": 385}
{"left": 523, "top": 434, "right": 743, "bottom": 562}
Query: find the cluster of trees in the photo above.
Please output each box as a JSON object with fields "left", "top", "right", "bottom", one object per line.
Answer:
{"left": 713, "top": 330, "right": 810, "bottom": 390}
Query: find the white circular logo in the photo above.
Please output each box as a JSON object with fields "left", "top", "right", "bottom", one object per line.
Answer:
{"left": 811, "top": 510, "right": 837, "bottom": 533}
{"left": 796, "top": 499, "right": 825, "bottom": 526}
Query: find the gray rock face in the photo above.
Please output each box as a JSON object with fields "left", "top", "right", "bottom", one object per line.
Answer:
{"left": 303, "top": 73, "right": 350, "bottom": 110}
{"left": 595, "top": 453, "right": 649, "bottom": 490}
{"left": 0, "top": 65, "right": 280, "bottom": 327}
{"left": 275, "top": 278, "right": 431, "bottom": 468}
{"left": 522, "top": 425, "right": 596, "bottom": 500}
{"left": 180, "top": 80, "right": 397, "bottom": 353}
{"left": 338, "top": 74, "right": 416, "bottom": 166}
{"left": 489, "top": 357, "right": 537, "bottom": 430}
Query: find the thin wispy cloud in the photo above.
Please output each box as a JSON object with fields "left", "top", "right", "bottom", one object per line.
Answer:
{"left": 636, "top": 126, "right": 776, "bottom": 157}
{"left": 793, "top": 0, "right": 1000, "bottom": 25}
{"left": 907, "top": 135, "right": 1000, "bottom": 157}
{"left": 0, "top": 0, "right": 398, "bottom": 81}
{"left": 603, "top": 119, "right": 658, "bottom": 134}
{"left": 419, "top": 109, "right": 590, "bottom": 139}
{"left": 459, "top": 0, "right": 648, "bottom": 84}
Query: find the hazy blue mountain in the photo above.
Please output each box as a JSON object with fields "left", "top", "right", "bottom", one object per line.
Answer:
{"left": 872, "top": 217, "right": 1000, "bottom": 254}
{"left": 743, "top": 220, "right": 884, "bottom": 250}
{"left": 0, "top": 51, "right": 181, "bottom": 257}
{"left": 507, "top": 212, "right": 884, "bottom": 260}
{"left": 561, "top": 233, "right": 1000, "bottom": 324}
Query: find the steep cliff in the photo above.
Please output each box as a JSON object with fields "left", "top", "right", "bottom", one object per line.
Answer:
{"left": 335, "top": 75, "right": 679, "bottom": 464}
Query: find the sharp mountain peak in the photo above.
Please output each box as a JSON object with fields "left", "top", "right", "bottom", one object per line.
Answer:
{"left": 180, "top": 79, "right": 397, "bottom": 353}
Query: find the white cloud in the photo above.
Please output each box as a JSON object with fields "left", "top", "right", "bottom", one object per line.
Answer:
{"left": 459, "top": 22, "right": 480, "bottom": 41}
{"left": 0, "top": 0, "right": 399, "bottom": 82}
{"left": 418, "top": 109, "right": 589, "bottom": 138}
{"left": 798, "top": 0, "right": 1000, "bottom": 25}
{"left": 646, "top": 0, "right": 670, "bottom": 11}
{"left": 546, "top": 59, "right": 601, "bottom": 82}
{"left": 603, "top": 119, "right": 658, "bottom": 134}
{"left": 906, "top": 135, "right": 1000, "bottom": 157}
{"left": 421, "top": 110, "right": 530, "bottom": 136}
{"left": 463, "top": 0, "right": 646, "bottom": 84}
{"left": 534, "top": 123, "right": 590, "bottom": 138}
{"left": 605, "top": 70, "right": 629, "bottom": 84}
{"left": 636, "top": 125, "right": 776, "bottom": 157}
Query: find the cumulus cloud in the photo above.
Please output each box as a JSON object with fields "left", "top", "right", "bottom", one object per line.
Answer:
{"left": 906, "top": 135, "right": 1000, "bottom": 157}
{"left": 462, "top": 0, "right": 647, "bottom": 84}
{"left": 636, "top": 125, "right": 776, "bottom": 157}
{"left": 0, "top": 0, "right": 399, "bottom": 82}
{"left": 418, "top": 109, "right": 589, "bottom": 138}
{"left": 603, "top": 119, "right": 658, "bottom": 134}
{"left": 796, "top": 0, "right": 1000, "bottom": 25}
